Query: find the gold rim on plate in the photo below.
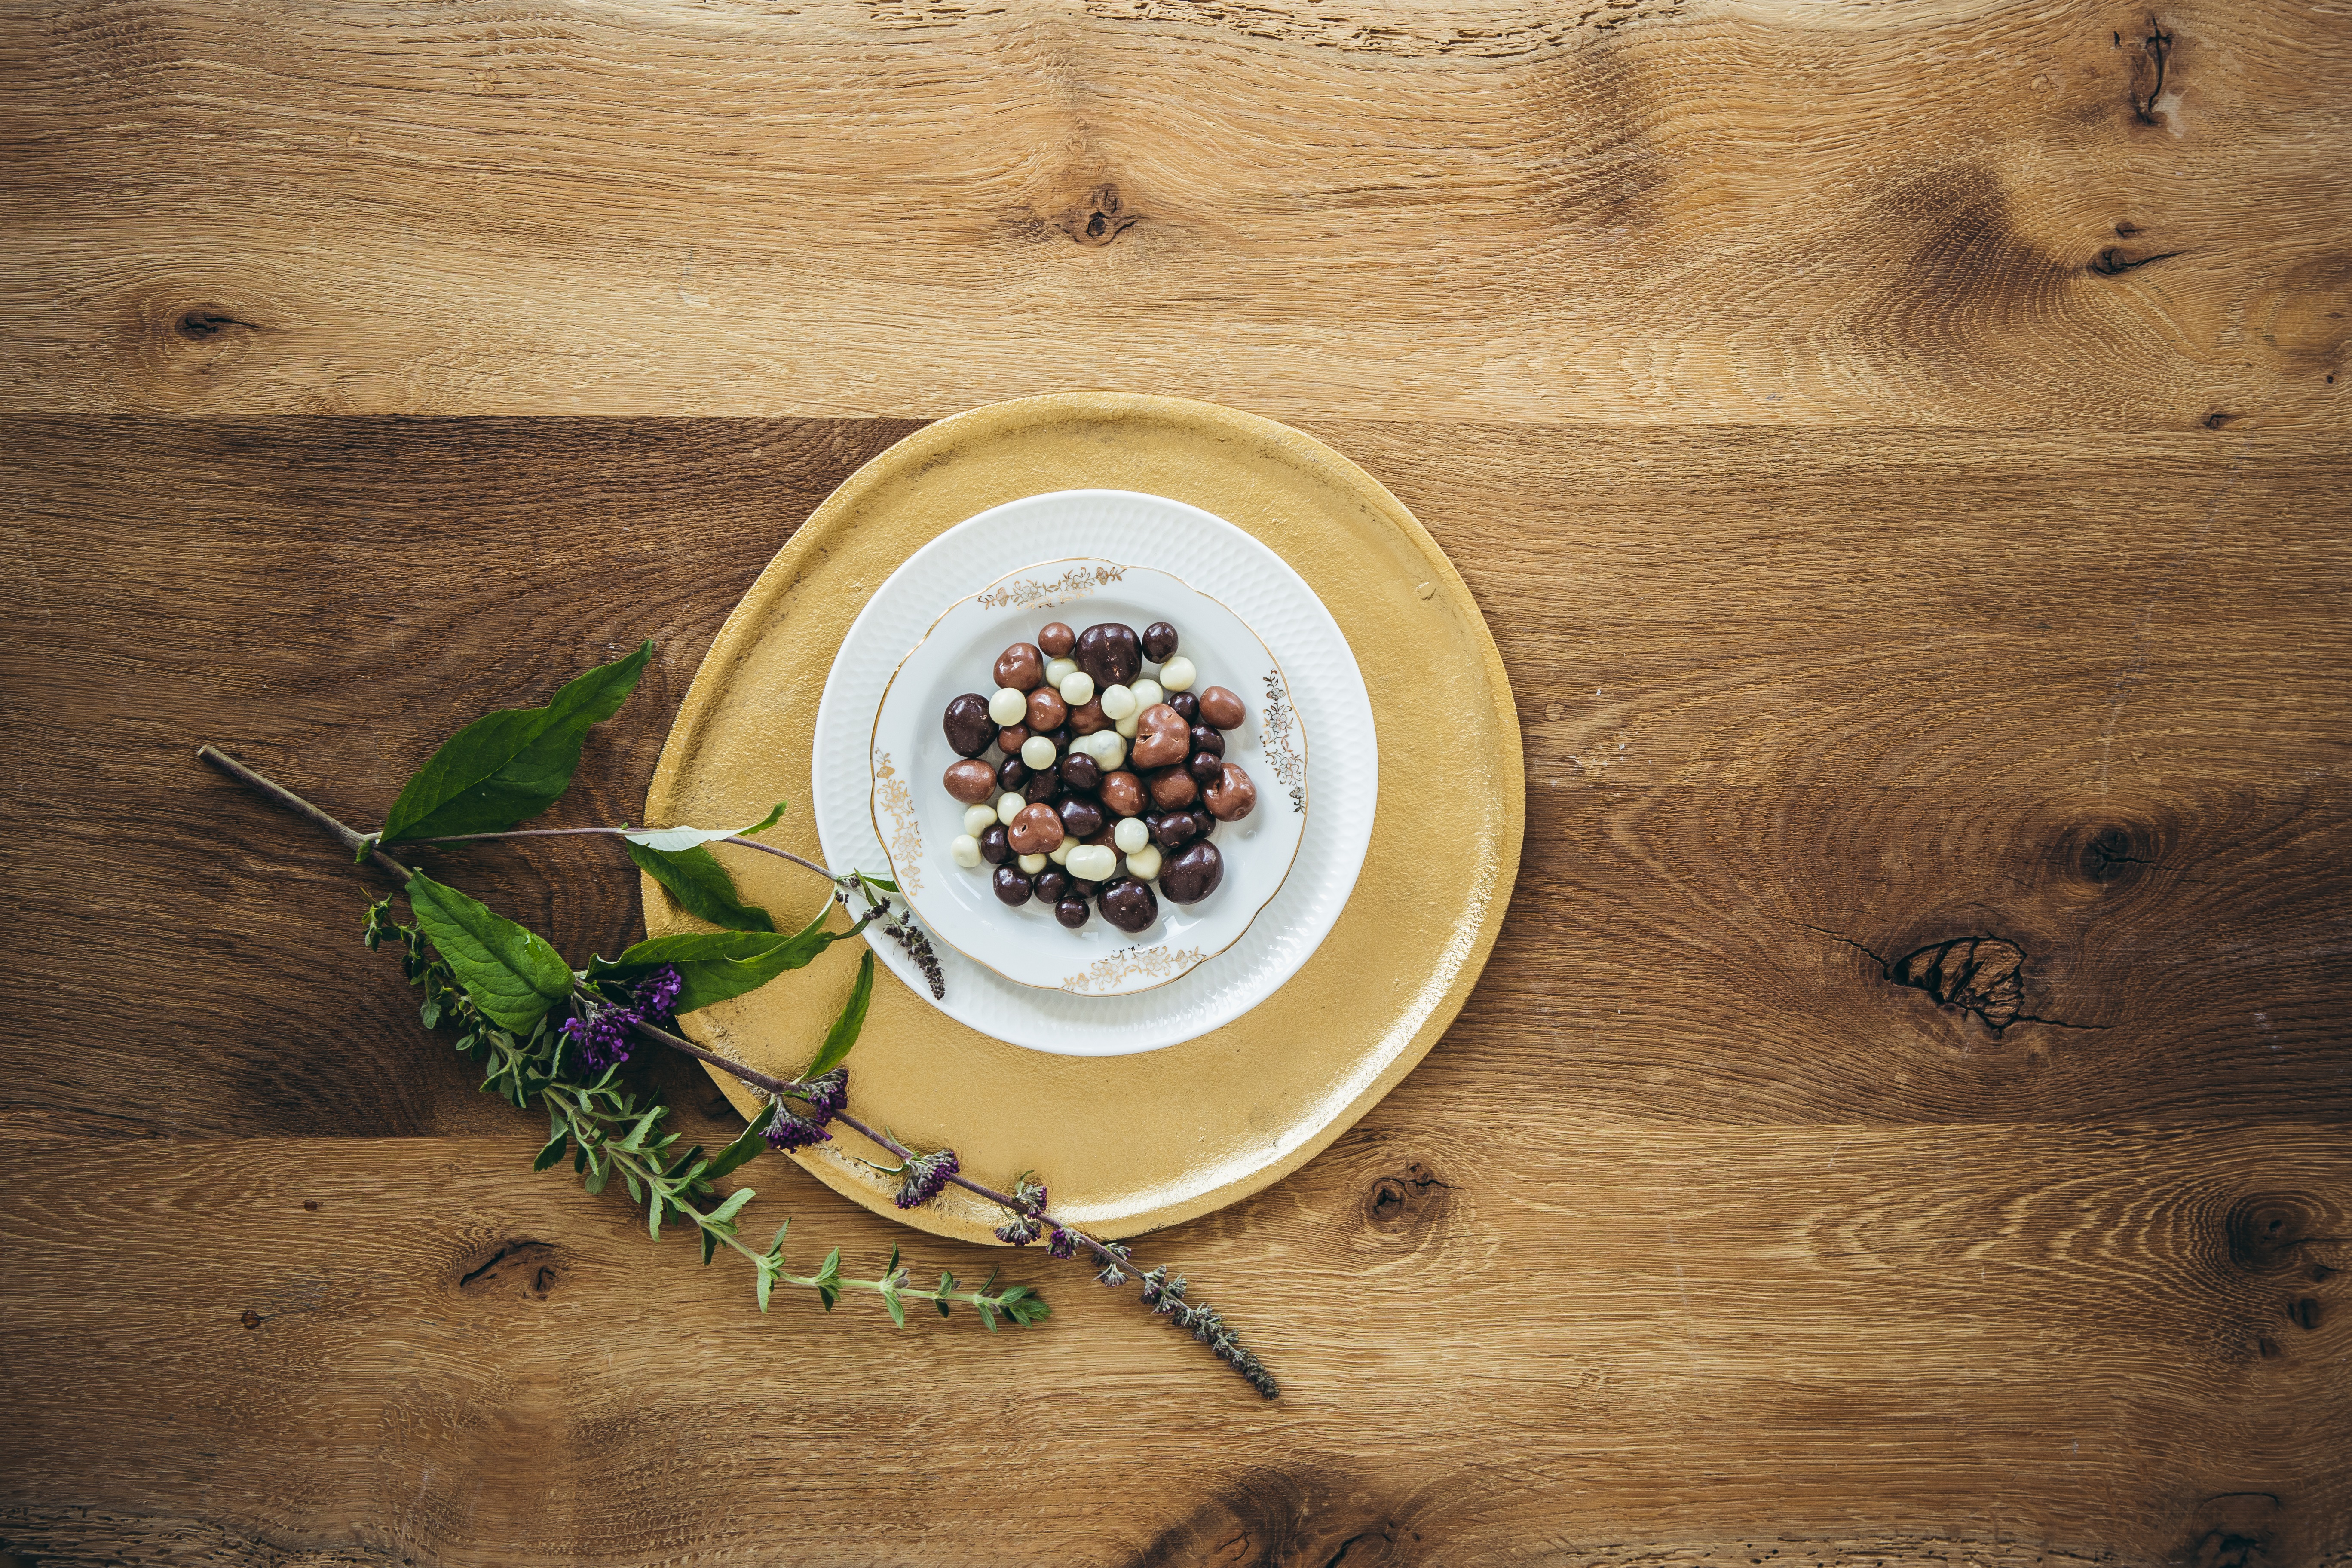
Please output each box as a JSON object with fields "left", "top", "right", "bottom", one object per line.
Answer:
{"left": 643, "top": 392, "right": 1523, "bottom": 1243}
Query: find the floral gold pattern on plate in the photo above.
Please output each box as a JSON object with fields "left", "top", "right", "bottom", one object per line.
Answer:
{"left": 868, "top": 750, "right": 923, "bottom": 895}
{"left": 643, "top": 392, "right": 1522, "bottom": 1246}
{"left": 973, "top": 562, "right": 1129, "bottom": 612}
{"left": 1060, "top": 945, "right": 1208, "bottom": 995}
{"left": 869, "top": 555, "right": 1308, "bottom": 1008}
{"left": 1257, "top": 670, "right": 1305, "bottom": 813}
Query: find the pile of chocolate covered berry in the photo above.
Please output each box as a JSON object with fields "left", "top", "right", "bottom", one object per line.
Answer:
{"left": 941, "top": 619, "right": 1257, "bottom": 935}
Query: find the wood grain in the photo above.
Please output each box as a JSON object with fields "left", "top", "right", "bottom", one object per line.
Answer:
{"left": 3, "top": 0, "right": 2349, "bottom": 1560}
{"left": 1, "top": 1127, "right": 2346, "bottom": 1566}
{"left": 3, "top": 1, "right": 2346, "bottom": 426}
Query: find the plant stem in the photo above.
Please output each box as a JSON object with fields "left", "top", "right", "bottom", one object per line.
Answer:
{"left": 404, "top": 824, "right": 841, "bottom": 883}
{"left": 200, "top": 746, "right": 418, "bottom": 881}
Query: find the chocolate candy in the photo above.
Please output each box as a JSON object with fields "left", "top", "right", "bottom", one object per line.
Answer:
{"left": 1147, "top": 766, "right": 1199, "bottom": 811}
{"left": 1189, "top": 724, "right": 1224, "bottom": 759}
{"left": 1158, "top": 840, "right": 1223, "bottom": 903}
{"left": 943, "top": 694, "right": 996, "bottom": 757}
{"left": 1190, "top": 807, "right": 1217, "bottom": 841}
{"left": 1204, "top": 761, "right": 1256, "bottom": 821}
{"left": 1033, "top": 869, "right": 1069, "bottom": 904}
{"left": 996, "top": 756, "right": 1028, "bottom": 792}
{"left": 979, "top": 824, "right": 1011, "bottom": 864}
{"left": 1142, "top": 622, "right": 1179, "bottom": 662}
{"left": 1054, "top": 894, "right": 1090, "bottom": 928}
{"left": 1186, "top": 750, "right": 1224, "bottom": 786}
{"left": 995, "top": 722, "right": 1030, "bottom": 756}
{"left": 992, "top": 864, "right": 1033, "bottom": 905}
{"left": 1152, "top": 811, "right": 1198, "bottom": 851}
{"left": 1100, "top": 770, "right": 1145, "bottom": 818}
{"left": 1071, "top": 878, "right": 1102, "bottom": 900}
{"left": 993, "top": 643, "right": 1046, "bottom": 691}
{"left": 1022, "top": 769, "right": 1059, "bottom": 804}
{"left": 1167, "top": 691, "right": 1199, "bottom": 723}
{"left": 1075, "top": 623, "right": 1142, "bottom": 688}
{"left": 1038, "top": 622, "right": 1076, "bottom": 658}
{"left": 1067, "top": 696, "right": 1109, "bottom": 735}
{"left": 1060, "top": 751, "right": 1103, "bottom": 792}
{"left": 1099, "top": 876, "right": 1158, "bottom": 933}
{"left": 1008, "top": 802, "right": 1065, "bottom": 856}
{"left": 1197, "top": 686, "right": 1246, "bottom": 730}
{"left": 944, "top": 759, "right": 997, "bottom": 803}
{"left": 1058, "top": 796, "right": 1106, "bottom": 841}
{"left": 1130, "top": 703, "right": 1190, "bottom": 769}
{"left": 1026, "top": 687, "right": 1068, "bottom": 732}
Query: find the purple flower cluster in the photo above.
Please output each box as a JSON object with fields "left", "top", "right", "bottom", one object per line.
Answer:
{"left": 560, "top": 966, "right": 684, "bottom": 1072}
{"left": 763, "top": 1067, "right": 851, "bottom": 1153}
{"left": 893, "top": 1148, "right": 959, "bottom": 1210}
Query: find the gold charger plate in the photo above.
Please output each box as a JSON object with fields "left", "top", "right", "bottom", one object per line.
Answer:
{"left": 643, "top": 392, "right": 1522, "bottom": 1244}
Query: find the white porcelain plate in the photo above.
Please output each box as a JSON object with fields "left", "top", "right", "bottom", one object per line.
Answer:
{"left": 870, "top": 559, "right": 1306, "bottom": 997}
{"left": 811, "top": 491, "right": 1376, "bottom": 1055}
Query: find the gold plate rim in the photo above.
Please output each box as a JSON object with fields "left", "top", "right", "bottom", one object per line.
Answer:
{"left": 644, "top": 391, "right": 1524, "bottom": 1243}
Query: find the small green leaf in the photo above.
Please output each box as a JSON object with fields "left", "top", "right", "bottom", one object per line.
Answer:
{"left": 648, "top": 1183, "right": 664, "bottom": 1239}
{"left": 621, "top": 802, "right": 788, "bottom": 854}
{"left": 624, "top": 841, "right": 776, "bottom": 933}
{"left": 701, "top": 1227, "right": 719, "bottom": 1266}
{"left": 804, "top": 949, "right": 875, "bottom": 1079}
{"left": 702, "top": 1104, "right": 775, "bottom": 1183}
{"left": 768, "top": 1221, "right": 790, "bottom": 1261}
{"left": 817, "top": 1283, "right": 838, "bottom": 1312}
{"left": 532, "top": 1128, "right": 570, "bottom": 1172}
{"left": 590, "top": 903, "right": 838, "bottom": 1013}
{"left": 936, "top": 1273, "right": 956, "bottom": 1319}
{"left": 977, "top": 1302, "right": 999, "bottom": 1333}
{"left": 708, "top": 1188, "right": 756, "bottom": 1226}
{"left": 859, "top": 873, "right": 899, "bottom": 893}
{"left": 405, "top": 873, "right": 573, "bottom": 1033}
{"left": 380, "top": 640, "right": 654, "bottom": 842}
{"left": 817, "top": 1246, "right": 840, "bottom": 1286}
{"left": 622, "top": 1170, "right": 641, "bottom": 1203}
{"left": 756, "top": 1261, "right": 775, "bottom": 1313}
{"left": 883, "top": 1291, "right": 906, "bottom": 1328}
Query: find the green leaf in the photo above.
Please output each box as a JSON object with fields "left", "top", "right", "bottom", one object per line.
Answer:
{"left": 858, "top": 873, "right": 899, "bottom": 894}
{"left": 648, "top": 1182, "right": 664, "bottom": 1239}
{"left": 756, "top": 1260, "right": 775, "bottom": 1313}
{"left": 977, "top": 1302, "right": 999, "bottom": 1333}
{"left": 532, "top": 1128, "right": 570, "bottom": 1172}
{"left": 704, "top": 1106, "right": 774, "bottom": 1185}
{"left": 936, "top": 1272, "right": 956, "bottom": 1319}
{"left": 708, "top": 1188, "right": 756, "bottom": 1227}
{"left": 701, "top": 1227, "right": 719, "bottom": 1265}
{"left": 380, "top": 640, "right": 654, "bottom": 842}
{"left": 589, "top": 903, "right": 838, "bottom": 1013}
{"left": 624, "top": 841, "right": 777, "bottom": 933}
{"left": 768, "top": 1221, "right": 791, "bottom": 1261}
{"left": 404, "top": 873, "right": 573, "bottom": 1033}
{"left": 805, "top": 949, "right": 875, "bottom": 1078}
{"left": 621, "top": 802, "right": 787, "bottom": 855}
{"left": 884, "top": 1291, "right": 906, "bottom": 1329}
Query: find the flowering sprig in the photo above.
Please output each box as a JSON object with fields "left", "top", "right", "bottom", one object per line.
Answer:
{"left": 200, "top": 636, "right": 1278, "bottom": 1393}
{"left": 358, "top": 897, "right": 1046, "bottom": 1329}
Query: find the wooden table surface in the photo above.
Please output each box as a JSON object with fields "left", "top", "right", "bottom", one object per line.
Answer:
{"left": 5, "top": 1, "right": 2349, "bottom": 1564}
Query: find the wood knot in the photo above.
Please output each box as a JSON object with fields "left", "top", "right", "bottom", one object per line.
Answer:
{"left": 1887, "top": 937, "right": 2029, "bottom": 1031}
{"left": 2224, "top": 1192, "right": 2340, "bottom": 1274}
{"left": 239, "top": 1309, "right": 263, "bottom": 1329}
{"left": 2174, "top": 1494, "right": 2281, "bottom": 1568}
{"left": 1060, "top": 183, "right": 1142, "bottom": 248}
{"left": 2068, "top": 818, "right": 2158, "bottom": 887}
{"left": 458, "top": 1240, "right": 564, "bottom": 1300}
{"left": 174, "top": 307, "right": 257, "bottom": 341}
{"left": 1363, "top": 1162, "right": 1449, "bottom": 1235}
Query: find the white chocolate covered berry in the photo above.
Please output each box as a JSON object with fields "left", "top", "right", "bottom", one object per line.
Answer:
{"left": 1130, "top": 678, "right": 1164, "bottom": 709}
{"left": 1020, "top": 734, "right": 1057, "bottom": 771}
{"left": 1058, "top": 670, "right": 1095, "bottom": 707}
{"left": 1044, "top": 656, "right": 1078, "bottom": 687}
{"left": 1066, "top": 844, "right": 1117, "bottom": 882}
{"left": 996, "top": 792, "right": 1024, "bottom": 826}
{"left": 950, "top": 834, "right": 982, "bottom": 868}
{"left": 1157, "top": 657, "right": 1196, "bottom": 692}
{"left": 1018, "top": 851, "right": 1047, "bottom": 873}
{"left": 1113, "top": 817, "right": 1149, "bottom": 854}
{"left": 963, "top": 804, "right": 998, "bottom": 837}
{"left": 1099, "top": 683, "right": 1138, "bottom": 721}
{"left": 1124, "top": 843, "right": 1163, "bottom": 882}
{"left": 1115, "top": 711, "right": 1140, "bottom": 739}
{"left": 988, "top": 687, "right": 1027, "bottom": 725}
{"left": 1048, "top": 839, "right": 1075, "bottom": 866}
